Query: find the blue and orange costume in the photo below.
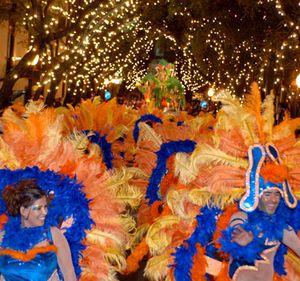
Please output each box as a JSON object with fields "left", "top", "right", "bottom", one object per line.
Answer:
{"left": 0, "top": 167, "right": 93, "bottom": 280}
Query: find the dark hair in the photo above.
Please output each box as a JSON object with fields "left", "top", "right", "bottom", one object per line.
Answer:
{"left": 2, "top": 179, "right": 46, "bottom": 216}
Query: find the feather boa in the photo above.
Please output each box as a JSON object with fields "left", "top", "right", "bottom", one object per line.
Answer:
{"left": 0, "top": 167, "right": 93, "bottom": 277}
{"left": 219, "top": 226, "right": 265, "bottom": 263}
{"left": 172, "top": 206, "right": 222, "bottom": 281}
{"left": 146, "top": 140, "right": 196, "bottom": 205}
{"left": 220, "top": 201, "right": 295, "bottom": 274}
{"left": 0, "top": 244, "right": 57, "bottom": 261}
{"left": 1, "top": 216, "right": 47, "bottom": 252}
{"left": 83, "top": 130, "right": 113, "bottom": 170}
{"left": 133, "top": 114, "right": 163, "bottom": 143}
{"left": 171, "top": 201, "right": 300, "bottom": 280}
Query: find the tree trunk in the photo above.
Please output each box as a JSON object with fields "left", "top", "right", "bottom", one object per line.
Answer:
{"left": 44, "top": 58, "right": 73, "bottom": 107}
{"left": 0, "top": 49, "right": 37, "bottom": 109}
{"left": 63, "top": 83, "right": 76, "bottom": 106}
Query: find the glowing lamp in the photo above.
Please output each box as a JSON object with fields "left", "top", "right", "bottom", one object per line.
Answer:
{"left": 104, "top": 90, "right": 111, "bottom": 100}
{"left": 208, "top": 88, "right": 215, "bottom": 97}
{"left": 200, "top": 100, "right": 208, "bottom": 108}
{"left": 296, "top": 74, "right": 300, "bottom": 88}
{"left": 31, "top": 54, "right": 39, "bottom": 66}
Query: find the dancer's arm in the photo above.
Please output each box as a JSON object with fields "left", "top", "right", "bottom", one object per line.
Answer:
{"left": 229, "top": 212, "right": 253, "bottom": 246}
{"left": 282, "top": 227, "right": 300, "bottom": 256}
{"left": 51, "top": 227, "right": 77, "bottom": 281}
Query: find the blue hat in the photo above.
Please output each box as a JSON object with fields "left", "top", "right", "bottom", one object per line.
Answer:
{"left": 240, "top": 143, "right": 297, "bottom": 212}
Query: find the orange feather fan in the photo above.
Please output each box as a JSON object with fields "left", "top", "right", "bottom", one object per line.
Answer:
{"left": 218, "top": 129, "right": 248, "bottom": 158}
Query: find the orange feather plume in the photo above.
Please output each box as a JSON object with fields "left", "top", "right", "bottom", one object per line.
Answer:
{"left": 205, "top": 166, "right": 245, "bottom": 193}
{"left": 215, "top": 262, "right": 231, "bottom": 281}
{"left": 218, "top": 129, "right": 248, "bottom": 158}
{"left": 0, "top": 214, "right": 8, "bottom": 229}
{"left": 190, "top": 244, "right": 207, "bottom": 281}
{"left": 124, "top": 238, "right": 149, "bottom": 274}
{"left": 260, "top": 163, "right": 289, "bottom": 183}
{"left": 150, "top": 201, "right": 163, "bottom": 220}
{"left": 244, "top": 82, "right": 265, "bottom": 143}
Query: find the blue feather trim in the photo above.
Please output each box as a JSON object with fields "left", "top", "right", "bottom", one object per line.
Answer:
{"left": 133, "top": 114, "right": 163, "bottom": 143}
{"left": 219, "top": 226, "right": 265, "bottom": 263}
{"left": 274, "top": 243, "right": 287, "bottom": 276}
{"left": 0, "top": 167, "right": 93, "bottom": 277}
{"left": 172, "top": 206, "right": 222, "bottom": 281}
{"left": 83, "top": 130, "right": 114, "bottom": 170}
{"left": 220, "top": 201, "right": 293, "bottom": 274}
{"left": 2, "top": 216, "right": 47, "bottom": 252}
{"left": 287, "top": 201, "right": 300, "bottom": 232}
{"left": 146, "top": 140, "right": 196, "bottom": 205}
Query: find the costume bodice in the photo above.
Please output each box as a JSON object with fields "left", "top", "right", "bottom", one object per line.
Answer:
{"left": 0, "top": 225, "right": 58, "bottom": 281}
{"left": 0, "top": 251, "right": 58, "bottom": 281}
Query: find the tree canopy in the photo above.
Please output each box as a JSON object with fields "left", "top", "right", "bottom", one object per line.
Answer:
{"left": 0, "top": 0, "right": 299, "bottom": 108}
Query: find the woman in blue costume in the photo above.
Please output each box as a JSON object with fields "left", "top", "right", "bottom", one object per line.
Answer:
{"left": 0, "top": 179, "right": 76, "bottom": 281}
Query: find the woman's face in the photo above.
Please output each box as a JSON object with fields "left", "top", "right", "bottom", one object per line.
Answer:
{"left": 20, "top": 196, "right": 48, "bottom": 227}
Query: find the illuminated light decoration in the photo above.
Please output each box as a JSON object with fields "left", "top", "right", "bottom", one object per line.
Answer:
{"left": 208, "top": 88, "right": 215, "bottom": 97}
{"left": 11, "top": 57, "right": 22, "bottom": 62}
{"left": 296, "top": 74, "right": 300, "bottom": 88}
{"left": 15, "top": 0, "right": 298, "bottom": 107}
{"left": 200, "top": 100, "right": 208, "bottom": 108}
{"left": 111, "top": 78, "right": 122, "bottom": 84}
{"left": 104, "top": 90, "right": 112, "bottom": 100}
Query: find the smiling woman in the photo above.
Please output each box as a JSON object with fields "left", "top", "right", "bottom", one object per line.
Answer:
{"left": 0, "top": 179, "right": 76, "bottom": 281}
{"left": 3, "top": 180, "right": 49, "bottom": 228}
{"left": 23, "top": 197, "right": 49, "bottom": 227}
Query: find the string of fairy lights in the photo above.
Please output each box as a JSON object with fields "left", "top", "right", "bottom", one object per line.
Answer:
{"left": 17, "top": 0, "right": 299, "bottom": 106}
{"left": 257, "top": 1, "right": 300, "bottom": 102}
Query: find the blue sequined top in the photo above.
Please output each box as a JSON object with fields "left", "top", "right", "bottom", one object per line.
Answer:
{"left": 0, "top": 228, "right": 58, "bottom": 281}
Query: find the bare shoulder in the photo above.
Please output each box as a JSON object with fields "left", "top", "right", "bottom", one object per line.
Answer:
{"left": 50, "top": 226, "right": 61, "bottom": 234}
{"left": 50, "top": 227, "right": 65, "bottom": 240}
